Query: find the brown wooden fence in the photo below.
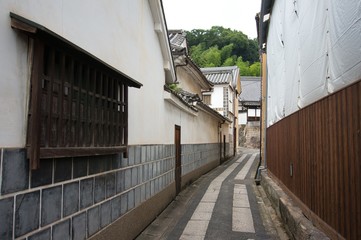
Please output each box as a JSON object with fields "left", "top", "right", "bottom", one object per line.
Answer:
{"left": 267, "top": 80, "right": 361, "bottom": 240}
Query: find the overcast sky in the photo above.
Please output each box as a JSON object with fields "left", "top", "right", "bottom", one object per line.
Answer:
{"left": 162, "top": 0, "right": 261, "bottom": 39}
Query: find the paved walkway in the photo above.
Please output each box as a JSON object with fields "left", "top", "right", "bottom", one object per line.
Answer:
{"left": 137, "top": 149, "right": 283, "bottom": 240}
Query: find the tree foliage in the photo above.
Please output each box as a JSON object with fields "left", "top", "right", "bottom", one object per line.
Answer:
{"left": 186, "top": 26, "right": 260, "bottom": 76}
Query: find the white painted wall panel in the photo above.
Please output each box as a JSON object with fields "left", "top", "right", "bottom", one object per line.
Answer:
{"left": 267, "top": 0, "right": 361, "bottom": 127}
{"left": 211, "top": 86, "right": 224, "bottom": 108}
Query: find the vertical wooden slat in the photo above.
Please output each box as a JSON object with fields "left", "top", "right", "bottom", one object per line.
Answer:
{"left": 46, "top": 48, "right": 55, "bottom": 147}
{"left": 58, "top": 53, "right": 65, "bottom": 147}
{"left": 75, "top": 63, "right": 82, "bottom": 147}
{"left": 90, "top": 68, "right": 96, "bottom": 147}
{"left": 267, "top": 80, "right": 361, "bottom": 239}
{"left": 124, "top": 85, "right": 128, "bottom": 146}
{"left": 29, "top": 38, "right": 44, "bottom": 169}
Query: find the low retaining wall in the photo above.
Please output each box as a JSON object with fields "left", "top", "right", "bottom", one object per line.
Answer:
{"left": 260, "top": 171, "right": 329, "bottom": 240}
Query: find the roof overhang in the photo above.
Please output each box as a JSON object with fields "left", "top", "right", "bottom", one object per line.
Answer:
{"left": 259, "top": 0, "right": 275, "bottom": 52}
{"left": 174, "top": 55, "right": 213, "bottom": 90}
{"left": 10, "top": 12, "right": 142, "bottom": 88}
{"left": 149, "top": 0, "right": 177, "bottom": 84}
{"left": 196, "top": 102, "right": 232, "bottom": 123}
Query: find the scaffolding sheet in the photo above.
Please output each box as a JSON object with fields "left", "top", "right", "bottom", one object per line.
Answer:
{"left": 266, "top": 0, "right": 361, "bottom": 126}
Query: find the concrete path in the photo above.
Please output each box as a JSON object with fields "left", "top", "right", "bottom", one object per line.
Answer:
{"left": 137, "top": 148, "right": 287, "bottom": 240}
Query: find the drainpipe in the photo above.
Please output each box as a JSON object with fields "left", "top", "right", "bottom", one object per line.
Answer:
{"left": 218, "top": 120, "right": 225, "bottom": 163}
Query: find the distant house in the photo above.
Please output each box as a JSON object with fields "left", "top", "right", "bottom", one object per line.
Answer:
{"left": 238, "top": 76, "right": 261, "bottom": 124}
{"left": 238, "top": 76, "right": 261, "bottom": 148}
{"left": 201, "top": 66, "right": 241, "bottom": 156}
{"left": 168, "top": 30, "right": 233, "bottom": 161}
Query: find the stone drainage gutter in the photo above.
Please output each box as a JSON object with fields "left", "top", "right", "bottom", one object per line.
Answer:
{"left": 260, "top": 171, "right": 330, "bottom": 240}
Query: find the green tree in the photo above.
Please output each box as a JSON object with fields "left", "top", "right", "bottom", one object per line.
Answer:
{"left": 235, "top": 56, "right": 250, "bottom": 76}
{"left": 186, "top": 26, "right": 261, "bottom": 76}
{"left": 249, "top": 62, "right": 261, "bottom": 76}
{"left": 220, "top": 44, "right": 234, "bottom": 63}
{"left": 187, "top": 26, "right": 259, "bottom": 63}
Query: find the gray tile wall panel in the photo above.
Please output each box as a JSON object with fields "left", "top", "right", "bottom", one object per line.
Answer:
{"left": 15, "top": 191, "right": 40, "bottom": 237}
{"left": 63, "top": 182, "right": 79, "bottom": 217}
{"left": 0, "top": 197, "right": 13, "bottom": 239}
{"left": 41, "top": 186, "right": 62, "bottom": 226}
{"left": 100, "top": 200, "right": 111, "bottom": 228}
{"left": 52, "top": 220, "right": 71, "bottom": 240}
{"left": 87, "top": 206, "right": 100, "bottom": 237}
{"left": 1, "top": 149, "right": 28, "bottom": 195}
{"left": 72, "top": 212, "right": 86, "bottom": 240}
{"left": 28, "top": 228, "right": 50, "bottom": 240}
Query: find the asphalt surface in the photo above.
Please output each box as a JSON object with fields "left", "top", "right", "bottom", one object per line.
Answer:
{"left": 136, "top": 148, "right": 289, "bottom": 240}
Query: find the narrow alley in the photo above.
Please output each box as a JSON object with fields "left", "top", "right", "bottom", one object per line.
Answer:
{"left": 137, "top": 149, "right": 288, "bottom": 240}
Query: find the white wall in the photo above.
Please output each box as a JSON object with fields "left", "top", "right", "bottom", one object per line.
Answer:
{"left": 248, "top": 109, "right": 261, "bottom": 117}
{"left": 267, "top": 0, "right": 361, "bottom": 126}
{"left": 0, "top": 0, "right": 169, "bottom": 147}
{"left": 238, "top": 112, "right": 247, "bottom": 125}
{"left": 211, "top": 86, "right": 224, "bottom": 109}
{"left": 0, "top": 0, "right": 226, "bottom": 148}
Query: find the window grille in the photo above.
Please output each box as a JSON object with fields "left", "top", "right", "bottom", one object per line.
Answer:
{"left": 10, "top": 13, "right": 142, "bottom": 169}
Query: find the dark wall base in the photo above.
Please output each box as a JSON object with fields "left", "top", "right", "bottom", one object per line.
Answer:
{"left": 89, "top": 183, "right": 176, "bottom": 240}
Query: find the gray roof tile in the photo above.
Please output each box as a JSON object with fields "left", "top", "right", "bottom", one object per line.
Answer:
{"left": 239, "top": 76, "right": 261, "bottom": 103}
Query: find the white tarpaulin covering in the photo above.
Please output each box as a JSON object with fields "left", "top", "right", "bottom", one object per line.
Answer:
{"left": 266, "top": 0, "right": 361, "bottom": 126}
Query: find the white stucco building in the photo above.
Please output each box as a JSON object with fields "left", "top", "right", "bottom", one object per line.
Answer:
{"left": 0, "top": 1, "right": 234, "bottom": 239}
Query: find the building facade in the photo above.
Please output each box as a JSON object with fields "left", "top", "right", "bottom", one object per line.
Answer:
{"left": 0, "top": 1, "right": 232, "bottom": 239}
{"left": 201, "top": 66, "right": 241, "bottom": 156}
{"left": 259, "top": 0, "right": 361, "bottom": 239}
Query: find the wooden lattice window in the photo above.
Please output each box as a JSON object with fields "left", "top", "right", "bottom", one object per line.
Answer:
{"left": 10, "top": 13, "right": 141, "bottom": 169}
{"left": 27, "top": 38, "right": 132, "bottom": 168}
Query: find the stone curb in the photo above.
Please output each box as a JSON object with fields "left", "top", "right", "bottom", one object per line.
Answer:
{"left": 260, "top": 171, "right": 330, "bottom": 240}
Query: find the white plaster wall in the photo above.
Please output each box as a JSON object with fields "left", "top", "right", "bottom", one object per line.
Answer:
{"left": 0, "top": 0, "right": 164, "bottom": 147}
{"left": 0, "top": 0, "right": 227, "bottom": 147}
{"left": 238, "top": 112, "right": 247, "bottom": 125}
{"left": 211, "top": 86, "right": 224, "bottom": 108}
{"left": 177, "top": 68, "right": 202, "bottom": 96}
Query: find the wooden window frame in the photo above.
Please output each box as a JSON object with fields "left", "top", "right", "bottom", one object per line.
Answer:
{"left": 10, "top": 13, "right": 142, "bottom": 169}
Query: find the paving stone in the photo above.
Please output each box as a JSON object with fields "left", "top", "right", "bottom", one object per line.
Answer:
{"left": 1, "top": 149, "right": 28, "bottom": 195}
{"left": 15, "top": 191, "right": 40, "bottom": 237}
{"left": 182, "top": 220, "right": 208, "bottom": 237}
{"left": 41, "top": 186, "right": 62, "bottom": 226}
